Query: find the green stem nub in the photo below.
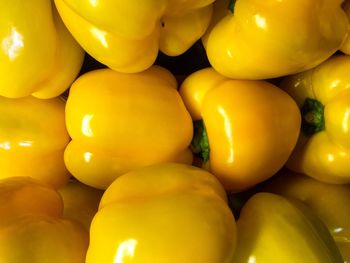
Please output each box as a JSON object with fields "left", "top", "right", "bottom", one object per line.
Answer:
{"left": 301, "top": 98, "right": 325, "bottom": 135}
{"left": 191, "top": 120, "right": 210, "bottom": 163}
{"left": 228, "top": 0, "right": 236, "bottom": 13}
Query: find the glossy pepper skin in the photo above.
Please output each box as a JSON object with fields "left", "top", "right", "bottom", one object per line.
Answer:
{"left": 0, "top": 96, "right": 70, "bottom": 188}
{"left": 54, "top": 0, "right": 214, "bottom": 73}
{"left": 202, "top": 0, "right": 349, "bottom": 80}
{"left": 0, "top": 0, "right": 84, "bottom": 99}
{"left": 65, "top": 66, "right": 193, "bottom": 189}
{"left": 86, "top": 163, "right": 236, "bottom": 263}
{"left": 233, "top": 192, "right": 344, "bottom": 263}
{"left": 280, "top": 55, "right": 350, "bottom": 184}
{"left": 264, "top": 170, "right": 350, "bottom": 262}
{"left": 0, "top": 177, "right": 88, "bottom": 263}
{"left": 179, "top": 68, "right": 301, "bottom": 192}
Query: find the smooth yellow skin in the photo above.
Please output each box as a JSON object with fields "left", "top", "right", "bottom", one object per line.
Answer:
{"left": 58, "top": 179, "right": 104, "bottom": 230}
{"left": 180, "top": 68, "right": 301, "bottom": 192}
{"left": 0, "top": 177, "right": 89, "bottom": 263}
{"left": 233, "top": 192, "right": 344, "bottom": 263}
{"left": 0, "top": 96, "right": 70, "bottom": 188}
{"left": 54, "top": 0, "right": 214, "bottom": 73}
{"left": 281, "top": 55, "right": 350, "bottom": 183}
{"left": 264, "top": 170, "right": 350, "bottom": 262}
{"left": 65, "top": 66, "right": 193, "bottom": 189}
{"left": 86, "top": 163, "right": 236, "bottom": 263}
{"left": 203, "top": 0, "right": 349, "bottom": 79}
{"left": 0, "top": 0, "right": 84, "bottom": 98}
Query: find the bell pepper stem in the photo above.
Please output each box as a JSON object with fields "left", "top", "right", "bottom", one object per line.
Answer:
{"left": 228, "top": 0, "right": 236, "bottom": 13}
{"left": 191, "top": 120, "right": 210, "bottom": 163}
{"left": 301, "top": 98, "right": 325, "bottom": 135}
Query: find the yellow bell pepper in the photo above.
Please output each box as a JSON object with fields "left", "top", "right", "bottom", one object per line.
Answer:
{"left": 58, "top": 179, "right": 104, "bottom": 230}
{"left": 233, "top": 192, "right": 344, "bottom": 263}
{"left": 86, "top": 163, "right": 236, "bottom": 263}
{"left": 263, "top": 170, "right": 350, "bottom": 262}
{"left": 179, "top": 68, "right": 301, "bottom": 192}
{"left": 65, "top": 66, "right": 193, "bottom": 189}
{"left": 280, "top": 55, "right": 350, "bottom": 184}
{"left": 54, "top": 0, "right": 214, "bottom": 73}
{"left": 202, "top": 0, "right": 349, "bottom": 79}
{"left": 0, "top": 177, "right": 88, "bottom": 263}
{"left": 0, "top": 96, "right": 70, "bottom": 188}
{"left": 0, "top": 0, "right": 84, "bottom": 99}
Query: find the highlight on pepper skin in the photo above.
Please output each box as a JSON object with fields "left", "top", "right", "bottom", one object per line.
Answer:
{"left": 0, "top": 96, "right": 71, "bottom": 189}
{"left": 203, "top": 0, "right": 349, "bottom": 80}
{"left": 0, "top": 0, "right": 84, "bottom": 98}
{"left": 280, "top": 55, "right": 350, "bottom": 184}
{"left": 86, "top": 163, "right": 236, "bottom": 263}
{"left": 54, "top": 0, "right": 215, "bottom": 73}
{"left": 65, "top": 66, "right": 193, "bottom": 189}
{"left": 179, "top": 67, "right": 301, "bottom": 192}
{"left": 232, "top": 192, "right": 344, "bottom": 263}
{"left": 263, "top": 169, "right": 350, "bottom": 262}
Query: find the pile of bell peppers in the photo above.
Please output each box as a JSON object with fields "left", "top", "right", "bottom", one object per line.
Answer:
{"left": 1, "top": 0, "right": 350, "bottom": 262}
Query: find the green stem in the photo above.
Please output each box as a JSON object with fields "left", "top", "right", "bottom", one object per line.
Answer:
{"left": 301, "top": 98, "right": 325, "bottom": 135}
{"left": 228, "top": 0, "right": 236, "bottom": 13}
{"left": 191, "top": 120, "right": 210, "bottom": 163}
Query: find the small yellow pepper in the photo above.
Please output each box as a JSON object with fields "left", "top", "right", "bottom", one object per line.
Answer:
{"left": 280, "top": 55, "right": 350, "bottom": 184}
{"left": 65, "top": 66, "right": 193, "bottom": 189}
{"left": 54, "top": 0, "right": 214, "bottom": 73}
{"left": 0, "top": 177, "right": 88, "bottom": 263}
{"left": 233, "top": 192, "right": 344, "bottom": 263}
{"left": 203, "top": 0, "right": 349, "bottom": 79}
{"left": 86, "top": 163, "right": 236, "bottom": 263}
{"left": 0, "top": 0, "right": 84, "bottom": 98}
{"left": 0, "top": 96, "right": 70, "bottom": 188}
{"left": 264, "top": 170, "right": 350, "bottom": 262}
{"left": 180, "top": 68, "right": 301, "bottom": 192}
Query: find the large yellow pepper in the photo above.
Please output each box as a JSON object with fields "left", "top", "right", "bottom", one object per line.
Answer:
{"left": 179, "top": 68, "right": 301, "bottom": 192}
{"left": 280, "top": 55, "right": 350, "bottom": 184}
{"left": 86, "top": 163, "right": 236, "bottom": 263}
{"left": 65, "top": 66, "right": 193, "bottom": 189}
{"left": 0, "top": 96, "right": 70, "bottom": 188}
{"left": 0, "top": 0, "right": 84, "bottom": 99}
{"left": 54, "top": 0, "right": 214, "bottom": 73}
{"left": 264, "top": 170, "right": 350, "bottom": 262}
{"left": 0, "top": 177, "right": 88, "bottom": 263}
{"left": 202, "top": 0, "right": 349, "bottom": 79}
{"left": 232, "top": 192, "right": 344, "bottom": 262}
